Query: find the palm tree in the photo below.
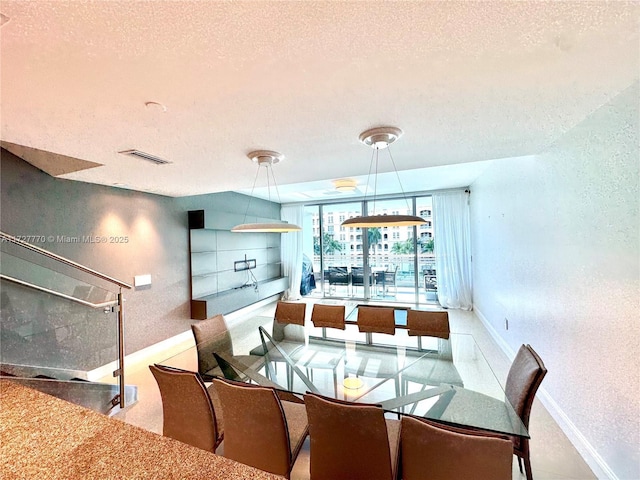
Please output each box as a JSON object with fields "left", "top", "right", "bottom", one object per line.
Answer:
{"left": 367, "top": 227, "right": 381, "bottom": 254}
{"left": 391, "top": 238, "right": 414, "bottom": 254}
{"left": 314, "top": 232, "right": 342, "bottom": 254}
{"left": 420, "top": 238, "right": 434, "bottom": 253}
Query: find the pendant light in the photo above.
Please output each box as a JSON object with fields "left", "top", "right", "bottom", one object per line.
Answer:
{"left": 341, "top": 127, "right": 426, "bottom": 228}
{"left": 231, "top": 150, "right": 302, "bottom": 233}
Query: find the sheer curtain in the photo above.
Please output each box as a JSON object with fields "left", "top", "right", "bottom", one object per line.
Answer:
{"left": 280, "top": 205, "right": 304, "bottom": 300}
{"left": 433, "top": 190, "right": 473, "bottom": 310}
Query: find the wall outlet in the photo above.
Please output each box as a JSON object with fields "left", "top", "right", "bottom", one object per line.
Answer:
{"left": 505, "top": 318, "right": 509, "bottom": 330}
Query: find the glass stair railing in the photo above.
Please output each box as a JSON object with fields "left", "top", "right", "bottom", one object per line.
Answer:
{"left": 0, "top": 231, "right": 135, "bottom": 414}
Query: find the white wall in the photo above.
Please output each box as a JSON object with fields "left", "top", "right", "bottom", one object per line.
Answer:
{"left": 470, "top": 82, "right": 639, "bottom": 479}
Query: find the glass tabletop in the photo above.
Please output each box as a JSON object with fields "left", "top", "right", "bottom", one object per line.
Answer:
{"left": 157, "top": 316, "right": 528, "bottom": 438}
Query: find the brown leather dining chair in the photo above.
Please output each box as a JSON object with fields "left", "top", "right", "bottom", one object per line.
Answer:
{"left": 506, "top": 344, "right": 548, "bottom": 480}
{"left": 406, "top": 309, "right": 450, "bottom": 338}
{"left": 356, "top": 306, "right": 395, "bottom": 335}
{"left": 400, "top": 415, "right": 513, "bottom": 480}
{"left": 191, "top": 313, "right": 264, "bottom": 381}
{"left": 212, "top": 377, "right": 309, "bottom": 479}
{"left": 149, "top": 364, "right": 223, "bottom": 452}
{"left": 303, "top": 392, "right": 401, "bottom": 480}
{"left": 310, "top": 303, "right": 346, "bottom": 330}
{"left": 274, "top": 300, "right": 306, "bottom": 326}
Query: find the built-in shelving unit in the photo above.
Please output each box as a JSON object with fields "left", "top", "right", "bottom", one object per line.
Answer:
{"left": 188, "top": 209, "right": 288, "bottom": 320}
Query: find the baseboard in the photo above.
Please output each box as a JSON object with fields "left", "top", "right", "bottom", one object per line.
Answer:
{"left": 86, "top": 330, "right": 194, "bottom": 382}
{"left": 87, "top": 295, "right": 281, "bottom": 382}
{"left": 474, "top": 305, "right": 617, "bottom": 480}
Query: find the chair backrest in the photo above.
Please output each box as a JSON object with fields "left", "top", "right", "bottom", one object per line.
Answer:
{"left": 191, "top": 314, "right": 233, "bottom": 374}
{"left": 505, "top": 344, "right": 547, "bottom": 443}
{"left": 400, "top": 416, "right": 512, "bottom": 480}
{"left": 328, "top": 266, "right": 349, "bottom": 285}
{"left": 383, "top": 266, "right": 397, "bottom": 284}
{"left": 149, "top": 364, "right": 221, "bottom": 452}
{"left": 406, "top": 310, "right": 450, "bottom": 338}
{"left": 275, "top": 301, "right": 306, "bottom": 326}
{"left": 304, "top": 393, "right": 397, "bottom": 480}
{"left": 212, "top": 378, "right": 292, "bottom": 477}
{"left": 311, "top": 304, "right": 346, "bottom": 330}
{"left": 357, "top": 306, "right": 395, "bottom": 335}
{"left": 351, "top": 266, "right": 365, "bottom": 286}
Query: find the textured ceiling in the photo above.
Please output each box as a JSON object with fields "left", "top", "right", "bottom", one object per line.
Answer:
{"left": 1, "top": 1, "right": 638, "bottom": 199}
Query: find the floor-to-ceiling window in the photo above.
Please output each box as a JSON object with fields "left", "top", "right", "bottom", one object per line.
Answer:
{"left": 300, "top": 194, "right": 440, "bottom": 305}
{"left": 416, "top": 196, "right": 437, "bottom": 303}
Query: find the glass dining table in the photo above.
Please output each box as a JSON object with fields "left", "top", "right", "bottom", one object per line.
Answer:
{"left": 157, "top": 316, "right": 528, "bottom": 438}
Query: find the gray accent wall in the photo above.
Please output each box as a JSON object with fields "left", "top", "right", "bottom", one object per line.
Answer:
{"left": 469, "top": 82, "right": 639, "bottom": 479}
{"left": 1, "top": 149, "right": 281, "bottom": 355}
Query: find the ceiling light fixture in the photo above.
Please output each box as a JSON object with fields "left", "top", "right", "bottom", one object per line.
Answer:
{"left": 231, "top": 150, "right": 302, "bottom": 233}
{"left": 341, "top": 127, "right": 426, "bottom": 228}
{"left": 333, "top": 178, "right": 357, "bottom": 193}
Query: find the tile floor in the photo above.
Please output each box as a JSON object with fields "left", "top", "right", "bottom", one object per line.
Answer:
{"left": 102, "top": 300, "right": 597, "bottom": 480}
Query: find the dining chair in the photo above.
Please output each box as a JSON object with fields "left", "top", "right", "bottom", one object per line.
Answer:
{"left": 303, "top": 392, "right": 401, "bottom": 480}
{"left": 212, "top": 377, "right": 309, "bottom": 479}
{"left": 506, "top": 344, "right": 548, "bottom": 480}
{"left": 357, "top": 306, "right": 395, "bottom": 335}
{"left": 328, "top": 266, "right": 350, "bottom": 294}
{"left": 310, "top": 304, "right": 345, "bottom": 330}
{"left": 191, "top": 314, "right": 264, "bottom": 380}
{"left": 351, "top": 266, "right": 370, "bottom": 296}
{"left": 400, "top": 415, "right": 513, "bottom": 480}
{"left": 149, "top": 364, "right": 223, "bottom": 452}
{"left": 406, "top": 309, "right": 450, "bottom": 338}
{"left": 292, "top": 304, "right": 347, "bottom": 396}
{"left": 374, "top": 265, "right": 398, "bottom": 297}
{"left": 274, "top": 301, "right": 306, "bottom": 326}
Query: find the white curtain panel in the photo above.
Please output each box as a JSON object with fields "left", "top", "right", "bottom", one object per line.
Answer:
{"left": 433, "top": 191, "right": 473, "bottom": 310}
{"left": 280, "top": 205, "right": 304, "bottom": 300}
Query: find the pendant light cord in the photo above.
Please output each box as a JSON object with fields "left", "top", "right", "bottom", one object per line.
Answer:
{"left": 387, "top": 147, "right": 413, "bottom": 214}
{"left": 240, "top": 162, "right": 263, "bottom": 223}
{"left": 240, "top": 160, "right": 285, "bottom": 223}
{"left": 362, "top": 147, "right": 377, "bottom": 215}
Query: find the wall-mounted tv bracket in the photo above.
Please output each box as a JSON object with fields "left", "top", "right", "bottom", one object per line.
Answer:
{"left": 234, "top": 255, "right": 257, "bottom": 272}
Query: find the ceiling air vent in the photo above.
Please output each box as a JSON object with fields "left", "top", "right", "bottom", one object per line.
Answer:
{"left": 119, "top": 149, "right": 172, "bottom": 165}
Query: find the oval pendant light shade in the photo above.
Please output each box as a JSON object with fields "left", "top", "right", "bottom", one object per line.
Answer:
{"left": 341, "top": 127, "right": 426, "bottom": 229}
{"left": 231, "top": 222, "right": 301, "bottom": 233}
{"left": 232, "top": 150, "right": 302, "bottom": 233}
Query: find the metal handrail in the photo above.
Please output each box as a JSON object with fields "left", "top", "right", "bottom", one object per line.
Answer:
{"left": 0, "top": 230, "right": 130, "bottom": 409}
{"left": 0, "top": 231, "right": 132, "bottom": 289}
{"left": 0, "top": 274, "right": 118, "bottom": 309}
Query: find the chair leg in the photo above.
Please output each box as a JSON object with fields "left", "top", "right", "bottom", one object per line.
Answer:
{"left": 517, "top": 455, "right": 523, "bottom": 473}
{"left": 524, "top": 455, "right": 533, "bottom": 480}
